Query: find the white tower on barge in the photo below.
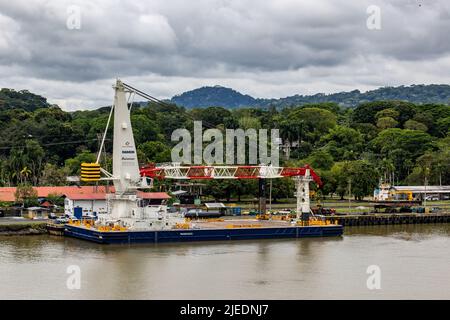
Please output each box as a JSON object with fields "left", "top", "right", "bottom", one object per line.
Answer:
{"left": 95, "top": 80, "right": 181, "bottom": 230}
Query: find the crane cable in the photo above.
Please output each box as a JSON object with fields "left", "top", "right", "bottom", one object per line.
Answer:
{"left": 122, "top": 82, "right": 224, "bottom": 131}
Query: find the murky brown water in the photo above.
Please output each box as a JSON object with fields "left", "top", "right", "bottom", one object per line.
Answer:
{"left": 0, "top": 224, "right": 449, "bottom": 299}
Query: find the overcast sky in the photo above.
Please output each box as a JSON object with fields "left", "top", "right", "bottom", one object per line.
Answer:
{"left": 0, "top": 0, "right": 449, "bottom": 110}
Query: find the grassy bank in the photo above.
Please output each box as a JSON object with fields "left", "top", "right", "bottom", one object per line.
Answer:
{"left": 233, "top": 199, "right": 450, "bottom": 214}
{"left": 0, "top": 220, "right": 48, "bottom": 236}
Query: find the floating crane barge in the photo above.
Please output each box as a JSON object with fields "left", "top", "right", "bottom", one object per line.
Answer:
{"left": 65, "top": 219, "right": 343, "bottom": 244}
{"left": 64, "top": 80, "right": 343, "bottom": 244}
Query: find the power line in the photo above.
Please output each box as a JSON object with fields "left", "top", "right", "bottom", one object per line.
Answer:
{"left": 123, "top": 82, "right": 260, "bottom": 164}
{"left": 123, "top": 82, "right": 221, "bottom": 131}
{"left": 0, "top": 139, "right": 105, "bottom": 150}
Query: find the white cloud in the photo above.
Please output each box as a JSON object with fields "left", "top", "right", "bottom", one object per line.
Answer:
{"left": 0, "top": 0, "right": 449, "bottom": 109}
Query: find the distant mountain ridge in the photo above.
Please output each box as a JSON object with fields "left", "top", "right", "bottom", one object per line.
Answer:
{"left": 2, "top": 84, "right": 450, "bottom": 112}
{"left": 170, "top": 84, "right": 450, "bottom": 108}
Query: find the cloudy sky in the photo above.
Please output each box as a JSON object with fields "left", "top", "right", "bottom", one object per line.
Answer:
{"left": 0, "top": 0, "right": 449, "bottom": 110}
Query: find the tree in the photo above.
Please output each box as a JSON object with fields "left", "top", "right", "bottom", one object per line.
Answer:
{"left": 20, "top": 166, "right": 31, "bottom": 184}
{"left": 238, "top": 116, "right": 261, "bottom": 130}
{"left": 378, "top": 158, "right": 395, "bottom": 184}
{"left": 329, "top": 162, "right": 346, "bottom": 199}
{"left": 412, "top": 112, "right": 434, "bottom": 129}
{"left": 371, "top": 129, "right": 434, "bottom": 159}
{"left": 0, "top": 88, "right": 49, "bottom": 111}
{"left": 204, "top": 180, "right": 233, "bottom": 201}
{"left": 376, "top": 108, "right": 399, "bottom": 120}
{"left": 327, "top": 161, "right": 378, "bottom": 200}
{"left": 131, "top": 114, "right": 160, "bottom": 145}
{"left": 40, "top": 163, "right": 69, "bottom": 186}
{"left": 286, "top": 107, "right": 337, "bottom": 144}
{"left": 138, "top": 141, "right": 171, "bottom": 164}
{"left": 436, "top": 117, "right": 450, "bottom": 137}
{"left": 352, "top": 101, "right": 415, "bottom": 125}
{"left": 352, "top": 123, "right": 378, "bottom": 141}
{"left": 7, "top": 148, "right": 26, "bottom": 185}
{"left": 371, "top": 129, "right": 435, "bottom": 181}
{"left": 343, "top": 160, "right": 378, "bottom": 200}
{"left": 317, "top": 169, "right": 336, "bottom": 198}
{"left": 65, "top": 150, "right": 97, "bottom": 175}
{"left": 305, "top": 150, "right": 334, "bottom": 170}
{"left": 46, "top": 193, "right": 65, "bottom": 207}
{"left": 404, "top": 120, "right": 428, "bottom": 132}
{"left": 270, "top": 179, "right": 294, "bottom": 202}
{"left": 321, "top": 125, "right": 364, "bottom": 161}
{"left": 376, "top": 117, "right": 398, "bottom": 129}
{"left": 406, "top": 152, "right": 434, "bottom": 186}
{"left": 14, "top": 185, "right": 38, "bottom": 208}
{"left": 189, "top": 107, "right": 232, "bottom": 127}
{"left": 406, "top": 146, "right": 450, "bottom": 185}
{"left": 434, "top": 147, "right": 450, "bottom": 185}
{"left": 23, "top": 139, "right": 45, "bottom": 185}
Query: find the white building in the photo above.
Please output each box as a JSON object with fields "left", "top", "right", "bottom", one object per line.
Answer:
{"left": 64, "top": 193, "right": 108, "bottom": 216}
{"left": 64, "top": 190, "right": 170, "bottom": 217}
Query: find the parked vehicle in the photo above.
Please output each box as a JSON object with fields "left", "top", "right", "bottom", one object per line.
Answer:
{"left": 311, "top": 206, "right": 336, "bottom": 215}
{"left": 48, "top": 212, "right": 57, "bottom": 219}
{"left": 56, "top": 217, "right": 69, "bottom": 224}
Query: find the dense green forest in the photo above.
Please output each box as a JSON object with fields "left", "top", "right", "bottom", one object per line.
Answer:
{"left": 0, "top": 88, "right": 449, "bottom": 201}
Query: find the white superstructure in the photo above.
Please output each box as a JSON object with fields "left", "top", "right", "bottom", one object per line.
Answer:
{"left": 96, "top": 80, "right": 182, "bottom": 230}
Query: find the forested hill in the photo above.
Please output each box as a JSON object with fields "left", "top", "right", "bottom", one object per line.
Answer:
{"left": 0, "top": 88, "right": 50, "bottom": 112}
{"left": 3, "top": 84, "right": 449, "bottom": 112}
{"left": 171, "top": 85, "right": 256, "bottom": 108}
{"left": 171, "top": 84, "right": 450, "bottom": 108}
{"left": 0, "top": 86, "right": 449, "bottom": 201}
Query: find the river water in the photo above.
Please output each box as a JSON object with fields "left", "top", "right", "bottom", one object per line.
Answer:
{"left": 0, "top": 224, "right": 449, "bottom": 299}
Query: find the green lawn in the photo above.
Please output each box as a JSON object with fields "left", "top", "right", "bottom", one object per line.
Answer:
{"left": 228, "top": 198, "right": 450, "bottom": 213}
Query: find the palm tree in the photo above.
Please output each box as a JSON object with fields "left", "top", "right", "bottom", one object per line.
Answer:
{"left": 8, "top": 148, "right": 26, "bottom": 185}
{"left": 20, "top": 166, "right": 32, "bottom": 184}
{"left": 378, "top": 158, "right": 395, "bottom": 184}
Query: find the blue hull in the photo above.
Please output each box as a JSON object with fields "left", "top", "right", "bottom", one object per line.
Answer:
{"left": 64, "top": 224, "right": 343, "bottom": 244}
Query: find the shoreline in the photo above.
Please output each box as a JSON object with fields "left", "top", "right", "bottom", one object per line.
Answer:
{"left": 0, "top": 220, "right": 48, "bottom": 236}
{"left": 1, "top": 213, "right": 450, "bottom": 237}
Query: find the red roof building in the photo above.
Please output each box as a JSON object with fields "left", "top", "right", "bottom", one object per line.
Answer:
{"left": 40, "top": 200, "right": 54, "bottom": 208}
{"left": 0, "top": 186, "right": 170, "bottom": 202}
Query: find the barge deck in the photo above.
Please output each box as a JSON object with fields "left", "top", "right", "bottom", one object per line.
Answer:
{"left": 64, "top": 219, "right": 343, "bottom": 244}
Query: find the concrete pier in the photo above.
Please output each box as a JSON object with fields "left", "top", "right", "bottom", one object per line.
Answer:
{"left": 329, "top": 213, "right": 450, "bottom": 226}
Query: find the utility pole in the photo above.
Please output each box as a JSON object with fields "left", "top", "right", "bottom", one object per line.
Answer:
{"left": 348, "top": 178, "right": 352, "bottom": 214}
{"left": 424, "top": 165, "right": 431, "bottom": 213}
{"left": 269, "top": 179, "right": 272, "bottom": 212}
{"left": 258, "top": 178, "right": 266, "bottom": 215}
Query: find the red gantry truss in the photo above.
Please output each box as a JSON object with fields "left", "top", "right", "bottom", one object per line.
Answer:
{"left": 140, "top": 163, "right": 323, "bottom": 187}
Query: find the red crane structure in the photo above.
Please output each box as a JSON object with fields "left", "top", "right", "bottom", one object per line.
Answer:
{"left": 140, "top": 163, "right": 322, "bottom": 184}
{"left": 140, "top": 163, "right": 322, "bottom": 219}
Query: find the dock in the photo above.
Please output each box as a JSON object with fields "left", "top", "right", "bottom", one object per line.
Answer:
{"left": 46, "top": 222, "right": 65, "bottom": 236}
{"left": 329, "top": 212, "right": 450, "bottom": 226}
